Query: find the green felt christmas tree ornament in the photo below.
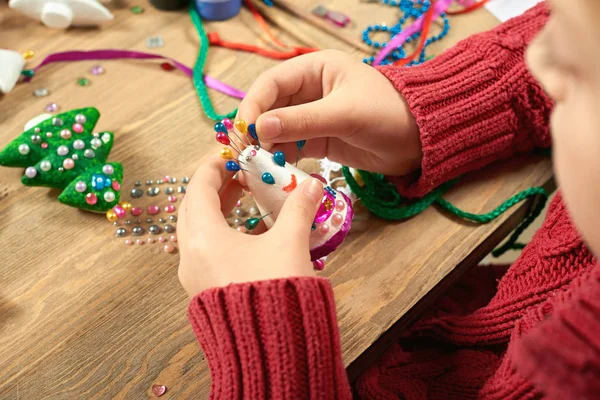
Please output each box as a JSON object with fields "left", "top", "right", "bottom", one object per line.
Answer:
{"left": 58, "top": 162, "right": 124, "bottom": 212}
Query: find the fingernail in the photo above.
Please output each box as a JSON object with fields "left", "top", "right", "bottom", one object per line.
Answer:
{"left": 303, "top": 179, "right": 322, "bottom": 203}
{"left": 259, "top": 116, "right": 282, "bottom": 139}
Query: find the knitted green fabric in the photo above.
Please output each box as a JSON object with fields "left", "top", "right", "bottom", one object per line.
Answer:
{"left": 58, "top": 162, "right": 123, "bottom": 212}
{"left": 341, "top": 166, "right": 548, "bottom": 257}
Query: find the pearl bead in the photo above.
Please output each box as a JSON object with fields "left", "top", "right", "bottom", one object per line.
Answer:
{"left": 169, "top": 215, "right": 177, "bottom": 222}
{"left": 250, "top": 150, "right": 257, "bottom": 157}
{"left": 31, "top": 134, "right": 41, "bottom": 144}
{"left": 135, "top": 181, "right": 142, "bottom": 187}
{"left": 73, "top": 139, "right": 85, "bottom": 150}
{"left": 72, "top": 154, "right": 79, "bottom": 160}
{"left": 249, "top": 206, "right": 258, "bottom": 215}
{"left": 104, "top": 191, "right": 116, "bottom": 202}
{"left": 335, "top": 200, "right": 346, "bottom": 212}
{"left": 131, "top": 188, "right": 143, "bottom": 198}
{"left": 236, "top": 226, "right": 247, "bottom": 233}
{"left": 165, "top": 205, "right": 176, "bottom": 213}
{"left": 313, "top": 259, "right": 325, "bottom": 271}
{"left": 158, "top": 218, "right": 166, "bottom": 223}
{"left": 147, "top": 206, "right": 159, "bottom": 215}
{"left": 164, "top": 224, "right": 176, "bottom": 233}
{"left": 120, "top": 202, "right": 132, "bottom": 211}
{"left": 147, "top": 237, "right": 155, "bottom": 244}
{"left": 46, "top": 132, "right": 53, "bottom": 138}
{"left": 72, "top": 123, "right": 84, "bottom": 133}
{"left": 163, "top": 244, "right": 175, "bottom": 253}
{"left": 177, "top": 186, "right": 186, "bottom": 193}
{"left": 132, "top": 226, "right": 145, "bottom": 236}
{"left": 165, "top": 187, "right": 174, "bottom": 195}
{"left": 168, "top": 195, "right": 177, "bottom": 202}
{"left": 332, "top": 213, "right": 344, "bottom": 227}
{"left": 91, "top": 138, "right": 102, "bottom": 149}
{"left": 75, "top": 114, "right": 87, "bottom": 123}
{"left": 52, "top": 117, "right": 63, "bottom": 126}
{"left": 102, "top": 164, "right": 114, "bottom": 175}
{"left": 60, "top": 129, "right": 72, "bottom": 140}
{"left": 125, "top": 239, "right": 133, "bottom": 245}
{"left": 25, "top": 167, "right": 37, "bottom": 178}
{"left": 113, "top": 205, "right": 126, "bottom": 218}
{"left": 63, "top": 158, "right": 75, "bottom": 170}
{"left": 57, "top": 146, "right": 69, "bottom": 156}
{"left": 318, "top": 223, "right": 330, "bottom": 235}
{"left": 146, "top": 218, "right": 153, "bottom": 224}
{"left": 101, "top": 133, "right": 111, "bottom": 143}
{"left": 131, "top": 207, "right": 143, "bottom": 216}
{"left": 234, "top": 218, "right": 243, "bottom": 226}
{"left": 236, "top": 200, "right": 242, "bottom": 207}
{"left": 136, "top": 239, "right": 145, "bottom": 245}
{"left": 75, "top": 181, "right": 87, "bottom": 192}
{"left": 106, "top": 210, "right": 118, "bottom": 222}
{"left": 40, "top": 160, "right": 52, "bottom": 172}
{"left": 115, "top": 228, "right": 127, "bottom": 237}
{"left": 170, "top": 235, "right": 177, "bottom": 242}
{"left": 149, "top": 225, "right": 161, "bottom": 235}
{"left": 181, "top": 177, "right": 190, "bottom": 183}
{"left": 84, "top": 149, "right": 95, "bottom": 159}
{"left": 18, "top": 144, "right": 30, "bottom": 155}
{"left": 158, "top": 237, "right": 166, "bottom": 242}
{"left": 86, "top": 193, "right": 97, "bottom": 205}
{"left": 41, "top": 143, "right": 48, "bottom": 149}
{"left": 235, "top": 208, "right": 246, "bottom": 217}
{"left": 147, "top": 187, "right": 160, "bottom": 196}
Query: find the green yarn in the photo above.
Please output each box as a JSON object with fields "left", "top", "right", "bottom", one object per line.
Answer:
{"left": 189, "top": 2, "right": 238, "bottom": 121}
{"left": 341, "top": 166, "right": 548, "bottom": 257}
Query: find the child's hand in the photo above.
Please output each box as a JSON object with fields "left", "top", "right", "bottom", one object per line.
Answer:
{"left": 237, "top": 50, "right": 422, "bottom": 176}
{"left": 178, "top": 156, "right": 323, "bottom": 297}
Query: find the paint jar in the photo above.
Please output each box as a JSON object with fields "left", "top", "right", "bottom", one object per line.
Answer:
{"left": 195, "top": 0, "right": 241, "bottom": 20}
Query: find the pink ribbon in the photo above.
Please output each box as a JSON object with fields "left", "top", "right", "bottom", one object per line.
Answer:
{"left": 372, "top": 0, "right": 453, "bottom": 67}
{"left": 25, "top": 49, "right": 246, "bottom": 99}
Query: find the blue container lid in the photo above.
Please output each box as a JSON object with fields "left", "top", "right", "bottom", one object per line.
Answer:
{"left": 196, "top": 0, "right": 241, "bottom": 21}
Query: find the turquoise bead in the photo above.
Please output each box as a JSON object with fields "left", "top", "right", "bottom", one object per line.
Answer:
{"left": 245, "top": 218, "right": 260, "bottom": 231}
{"left": 262, "top": 172, "right": 275, "bottom": 185}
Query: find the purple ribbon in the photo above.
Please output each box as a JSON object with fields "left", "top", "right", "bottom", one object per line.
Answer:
{"left": 26, "top": 49, "right": 246, "bottom": 99}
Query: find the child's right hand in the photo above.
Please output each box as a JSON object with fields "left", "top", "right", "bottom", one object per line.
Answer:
{"left": 237, "top": 50, "right": 422, "bottom": 176}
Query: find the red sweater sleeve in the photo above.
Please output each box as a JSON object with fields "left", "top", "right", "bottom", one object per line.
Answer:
{"left": 377, "top": 2, "right": 553, "bottom": 198}
{"left": 187, "top": 277, "right": 352, "bottom": 399}
{"left": 512, "top": 264, "right": 600, "bottom": 399}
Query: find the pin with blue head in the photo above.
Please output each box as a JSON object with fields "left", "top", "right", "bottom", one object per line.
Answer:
{"left": 226, "top": 160, "right": 242, "bottom": 172}
{"left": 296, "top": 140, "right": 306, "bottom": 166}
{"left": 273, "top": 151, "right": 285, "bottom": 167}
{"left": 248, "top": 123, "right": 261, "bottom": 148}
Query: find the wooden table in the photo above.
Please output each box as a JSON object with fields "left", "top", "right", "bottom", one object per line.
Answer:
{"left": 0, "top": 1, "right": 553, "bottom": 398}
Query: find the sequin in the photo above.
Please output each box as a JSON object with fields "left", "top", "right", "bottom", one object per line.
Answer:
{"left": 131, "top": 188, "right": 143, "bottom": 198}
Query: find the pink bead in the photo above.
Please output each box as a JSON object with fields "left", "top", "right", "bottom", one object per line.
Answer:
{"left": 335, "top": 200, "right": 345, "bottom": 212}
{"left": 332, "top": 213, "right": 344, "bottom": 227}
{"left": 147, "top": 237, "right": 155, "bottom": 244}
{"left": 72, "top": 123, "right": 84, "bottom": 133}
{"left": 236, "top": 226, "right": 246, "bottom": 233}
{"left": 60, "top": 129, "right": 72, "bottom": 139}
{"left": 250, "top": 150, "right": 257, "bottom": 157}
{"left": 131, "top": 207, "right": 143, "bottom": 216}
{"left": 165, "top": 205, "right": 175, "bottom": 213}
{"left": 158, "top": 237, "right": 166, "bottom": 242}
{"left": 113, "top": 205, "right": 126, "bottom": 219}
{"left": 313, "top": 259, "right": 325, "bottom": 271}
{"left": 86, "top": 193, "right": 97, "bottom": 205}
{"left": 163, "top": 244, "right": 175, "bottom": 253}
{"left": 163, "top": 176, "right": 170, "bottom": 183}
{"left": 236, "top": 200, "right": 242, "bottom": 207}
{"left": 168, "top": 195, "right": 177, "bottom": 203}
{"left": 41, "top": 142, "right": 48, "bottom": 149}
{"left": 170, "top": 235, "right": 177, "bottom": 242}
{"left": 147, "top": 205, "right": 159, "bottom": 215}
{"left": 63, "top": 158, "right": 75, "bottom": 170}
{"left": 136, "top": 239, "right": 145, "bottom": 245}
{"left": 112, "top": 181, "right": 121, "bottom": 191}
{"left": 318, "top": 223, "right": 330, "bottom": 235}
{"left": 222, "top": 118, "right": 234, "bottom": 130}
{"left": 125, "top": 239, "right": 133, "bottom": 245}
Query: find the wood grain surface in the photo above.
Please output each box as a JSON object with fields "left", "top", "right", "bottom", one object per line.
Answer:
{"left": 0, "top": 1, "right": 553, "bottom": 398}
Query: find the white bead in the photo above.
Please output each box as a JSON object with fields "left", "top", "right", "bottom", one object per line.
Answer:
{"left": 91, "top": 138, "right": 102, "bottom": 149}
{"left": 75, "top": 114, "right": 86, "bottom": 123}
{"left": 57, "top": 145, "right": 68, "bottom": 156}
{"left": 25, "top": 166, "right": 37, "bottom": 178}
{"left": 18, "top": 144, "right": 30, "bottom": 155}
{"left": 40, "top": 160, "right": 52, "bottom": 171}
{"left": 104, "top": 191, "right": 116, "bottom": 202}
{"left": 84, "top": 149, "right": 95, "bottom": 158}
{"left": 75, "top": 181, "right": 87, "bottom": 193}
{"left": 73, "top": 139, "right": 85, "bottom": 150}
{"left": 101, "top": 133, "right": 111, "bottom": 143}
{"left": 102, "top": 164, "right": 114, "bottom": 175}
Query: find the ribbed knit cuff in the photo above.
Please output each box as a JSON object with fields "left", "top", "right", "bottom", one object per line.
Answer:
{"left": 376, "top": 2, "right": 552, "bottom": 198}
{"left": 512, "top": 264, "right": 600, "bottom": 400}
{"left": 188, "top": 277, "right": 351, "bottom": 400}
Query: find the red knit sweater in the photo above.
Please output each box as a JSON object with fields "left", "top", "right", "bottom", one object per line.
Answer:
{"left": 188, "top": 3, "right": 600, "bottom": 399}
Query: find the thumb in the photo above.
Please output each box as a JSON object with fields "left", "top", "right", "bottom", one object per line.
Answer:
{"left": 256, "top": 94, "right": 355, "bottom": 143}
{"left": 273, "top": 178, "right": 323, "bottom": 242}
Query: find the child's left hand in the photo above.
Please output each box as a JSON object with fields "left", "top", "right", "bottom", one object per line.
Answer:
{"left": 178, "top": 155, "right": 323, "bottom": 297}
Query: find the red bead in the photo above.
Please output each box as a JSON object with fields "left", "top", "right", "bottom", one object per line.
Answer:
{"left": 147, "top": 205, "right": 159, "bottom": 215}
{"left": 41, "top": 142, "right": 48, "bottom": 149}
{"left": 85, "top": 193, "right": 97, "bottom": 205}
{"left": 131, "top": 207, "right": 143, "bottom": 216}
{"left": 216, "top": 132, "right": 230, "bottom": 146}
{"left": 165, "top": 205, "right": 176, "bottom": 213}
{"left": 160, "top": 62, "right": 175, "bottom": 71}
{"left": 152, "top": 385, "right": 167, "bottom": 397}
{"left": 112, "top": 181, "right": 121, "bottom": 191}
{"left": 313, "top": 259, "right": 325, "bottom": 271}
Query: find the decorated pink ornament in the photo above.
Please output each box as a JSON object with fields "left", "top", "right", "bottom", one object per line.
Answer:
{"left": 165, "top": 205, "right": 175, "bottom": 213}
{"left": 168, "top": 195, "right": 177, "bottom": 203}
{"left": 222, "top": 118, "right": 234, "bottom": 130}
{"left": 112, "top": 181, "right": 121, "bottom": 191}
{"left": 113, "top": 205, "right": 126, "bottom": 219}
{"left": 147, "top": 205, "right": 159, "bottom": 215}
{"left": 72, "top": 123, "right": 84, "bottom": 133}
{"left": 131, "top": 207, "right": 143, "bottom": 216}
{"left": 313, "top": 259, "right": 325, "bottom": 271}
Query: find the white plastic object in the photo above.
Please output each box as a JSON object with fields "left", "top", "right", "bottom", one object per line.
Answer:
{"left": 9, "top": 0, "right": 114, "bottom": 28}
{"left": 24, "top": 114, "right": 52, "bottom": 131}
{"left": 0, "top": 49, "right": 25, "bottom": 94}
